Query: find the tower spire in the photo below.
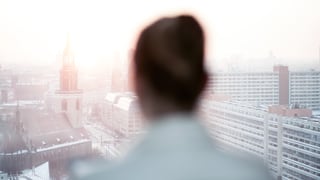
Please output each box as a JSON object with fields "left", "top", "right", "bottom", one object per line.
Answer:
{"left": 54, "top": 34, "right": 83, "bottom": 128}
{"left": 59, "top": 33, "right": 78, "bottom": 91}
{"left": 62, "top": 33, "right": 74, "bottom": 66}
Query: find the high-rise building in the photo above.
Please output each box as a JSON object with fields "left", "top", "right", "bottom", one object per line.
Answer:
{"left": 289, "top": 71, "right": 320, "bottom": 110}
{"left": 200, "top": 99, "right": 320, "bottom": 180}
{"left": 207, "top": 65, "right": 320, "bottom": 110}
{"left": 208, "top": 69, "right": 280, "bottom": 105}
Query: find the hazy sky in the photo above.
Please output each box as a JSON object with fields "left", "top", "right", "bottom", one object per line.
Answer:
{"left": 0, "top": 0, "right": 319, "bottom": 69}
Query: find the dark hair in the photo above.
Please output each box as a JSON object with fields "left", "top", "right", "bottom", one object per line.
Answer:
{"left": 134, "top": 15, "right": 207, "bottom": 112}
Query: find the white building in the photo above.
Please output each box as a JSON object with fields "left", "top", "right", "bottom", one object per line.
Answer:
{"left": 113, "top": 96, "right": 142, "bottom": 137}
{"left": 103, "top": 92, "right": 143, "bottom": 138}
{"left": 200, "top": 99, "right": 320, "bottom": 180}
{"left": 102, "top": 92, "right": 122, "bottom": 131}
{"left": 208, "top": 71, "right": 280, "bottom": 105}
{"left": 207, "top": 65, "right": 320, "bottom": 110}
{"left": 289, "top": 71, "right": 320, "bottom": 110}
{"left": 280, "top": 115, "right": 320, "bottom": 180}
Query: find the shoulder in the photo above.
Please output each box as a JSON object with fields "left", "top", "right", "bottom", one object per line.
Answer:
{"left": 73, "top": 150, "right": 273, "bottom": 180}
{"left": 207, "top": 149, "right": 273, "bottom": 180}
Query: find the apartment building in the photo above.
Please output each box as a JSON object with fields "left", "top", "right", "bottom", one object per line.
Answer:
{"left": 200, "top": 99, "right": 320, "bottom": 180}
{"left": 209, "top": 71, "right": 280, "bottom": 105}
{"left": 207, "top": 65, "right": 320, "bottom": 110}
{"left": 290, "top": 71, "right": 320, "bottom": 110}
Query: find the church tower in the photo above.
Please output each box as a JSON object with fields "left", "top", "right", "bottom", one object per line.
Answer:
{"left": 55, "top": 34, "right": 83, "bottom": 128}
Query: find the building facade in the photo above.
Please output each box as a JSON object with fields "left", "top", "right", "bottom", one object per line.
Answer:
{"left": 208, "top": 71, "right": 280, "bottom": 105}
{"left": 289, "top": 71, "right": 320, "bottom": 110}
{"left": 103, "top": 92, "right": 143, "bottom": 138}
{"left": 207, "top": 65, "right": 320, "bottom": 110}
{"left": 200, "top": 99, "right": 320, "bottom": 180}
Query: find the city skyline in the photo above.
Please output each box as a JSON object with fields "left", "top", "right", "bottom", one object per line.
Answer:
{"left": 0, "top": 1, "right": 320, "bottom": 179}
{"left": 0, "top": 36, "right": 319, "bottom": 179}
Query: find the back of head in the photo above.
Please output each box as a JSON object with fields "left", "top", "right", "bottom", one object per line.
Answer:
{"left": 134, "top": 15, "right": 207, "bottom": 118}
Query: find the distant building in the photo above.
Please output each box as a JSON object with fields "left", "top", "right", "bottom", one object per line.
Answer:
{"left": 0, "top": 36, "right": 92, "bottom": 178}
{"left": 289, "top": 71, "right": 320, "bottom": 110}
{"left": 207, "top": 67, "right": 281, "bottom": 105}
{"left": 1, "top": 89, "right": 9, "bottom": 104}
{"left": 200, "top": 99, "right": 320, "bottom": 180}
{"left": 113, "top": 95, "right": 143, "bottom": 137}
{"left": 14, "top": 82, "right": 48, "bottom": 101}
{"left": 102, "top": 92, "right": 122, "bottom": 131}
{"left": 207, "top": 65, "right": 320, "bottom": 110}
{"left": 47, "top": 34, "right": 83, "bottom": 128}
{"left": 103, "top": 92, "right": 143, "bottom": 138}
{"left": 0, "top": 68, "right": 15, "bottom": 104}
{"left": 102, "top": 92, "right": 144, "bottom": 158}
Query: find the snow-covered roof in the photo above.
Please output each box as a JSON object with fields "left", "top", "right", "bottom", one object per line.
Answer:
{"left": 114, "top": 96, "right": 137, "bottom": 111}
{"left": 37, "top": 139, "right": 90, "bottom": 152}
{"left": 105, "top": 93, "right": 121, "bottom": 102}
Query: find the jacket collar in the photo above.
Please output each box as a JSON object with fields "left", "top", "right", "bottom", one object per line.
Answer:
{"left": 130, "top": 113, "right": 216, "bottom": 157}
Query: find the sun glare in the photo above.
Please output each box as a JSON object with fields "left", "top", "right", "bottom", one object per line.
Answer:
{"left": 56, "top": 3, "right": 115, "bottom": 70}
{"left": 2, "top": 0, "right": 319, "bottom": 68}
{"left": 67, "top": 33, "right": 102, "bottom": 69}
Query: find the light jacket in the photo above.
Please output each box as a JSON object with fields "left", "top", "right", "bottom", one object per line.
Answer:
{"left": 71, "top": 114, "right": 273, "bottom": 180}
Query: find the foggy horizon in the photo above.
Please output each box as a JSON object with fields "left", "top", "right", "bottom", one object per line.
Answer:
{"left": 0, "top": 0, "right": 320, "bottom": 70}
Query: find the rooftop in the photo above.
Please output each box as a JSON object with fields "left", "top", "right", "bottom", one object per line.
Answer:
{"left": 114, "top": 96, "right": 137, "bottom": 111}
{"left": 209, "top": 100, "right": 320, "bottom": 123}
{"left": 0, "top": 109, "right": 90, "bottom": 154}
